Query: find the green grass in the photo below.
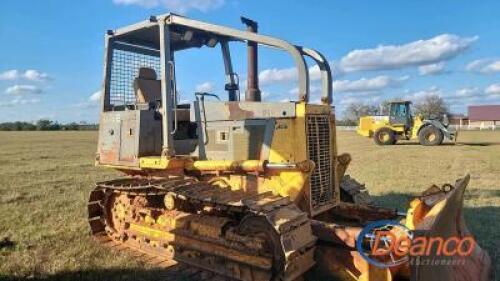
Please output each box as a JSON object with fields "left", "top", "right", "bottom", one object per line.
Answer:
{"left": 0, "top": 131, "right": 498, "bottom": 280}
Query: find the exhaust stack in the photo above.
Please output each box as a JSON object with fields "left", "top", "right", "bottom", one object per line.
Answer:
{"left": 241, "top": 17, "right": 261, "bottom": 102}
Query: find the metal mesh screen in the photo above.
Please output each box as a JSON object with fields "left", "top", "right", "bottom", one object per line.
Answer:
{"left": 306, "top": 115, "right": 334, "bottom": 210}
{"left": 109, "top": 47, "right": 161, "bottom": 107}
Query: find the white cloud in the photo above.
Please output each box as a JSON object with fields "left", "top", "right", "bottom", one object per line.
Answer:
{"left": 338, "top": 96, "right": 362, "bottom": 105}
{"left": 404, "top": 86, "right": 443, "bottom": 101}
{"left": 89, "top": 90, "right": 102, "bottom": 102}
{"left": 286, "top": 85, "right": 322, "bottom": 99}
{"left": 418, "top": 62, "right": 445, "bottom": 75}
{"left": 339, "top": 34, "right": 477, "bottom": 72}
{"left": 113, "top": 0, "right": 225, "bottom": 13}
{"left": 466, "top": 59, "right": 500, "bottom": 74}
{"left": 0, "top": 69, "right": 50, "bottom": 81}
{"left": 479, "top": 61, "right": 500, "bottom": 73}
{"left": 401, "top": 85, "right": 500, "bottom": 112}
{"left": 0, "top": 70, "right": 20, "bottom": 80}
{"left": 255, "top": 34, "right": 476, "bottom": 82}
{"left": 0, "top": 98, "right": 40, "bottom": 107}
{"left": 195, "top": 81, "right": 215, "bottom": 92}
{"left": 259, "top": 67, "right": 297, "bottom": 85}
{"left": 333, "top": 75, "right": 409, "bottom": 93}
{"left": 485, "top": 83, "right": 500, "bottom": 96}
{"left": 261, "top": 91, "right": 271, "bottom": 99}
{"left": 466, "top": 59, "right": 487, "bottom": 71}
{"left": 455, "top": 87, "right": 480, "bottom": 97}
{"left": 74, "top": 90, "right": 103, "bottom": 108}
{"left": 308, "top": 65, "right": 323, "bottom": 81}
{"left": 5, "top": 85, "right": 43, "bottom": 95}
{"left": 23, "top": 70, "right": 51, "bottom": 81}
{"left": 258, "top": 65, "right": 330, "bottom": 86}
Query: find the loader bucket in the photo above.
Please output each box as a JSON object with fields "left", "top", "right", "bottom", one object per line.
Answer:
{"left": 311, "top": 175, "right": 491, "bottom": 281}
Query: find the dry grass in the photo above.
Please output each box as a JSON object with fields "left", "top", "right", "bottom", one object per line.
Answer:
{"left": 0, "top": 130, "right": 498, "bottom": 280}
{"left": 338, "top": 130, "right": 500, "bottom": 279}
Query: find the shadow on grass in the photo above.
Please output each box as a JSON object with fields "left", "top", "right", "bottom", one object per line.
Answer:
{"left": 456, "top": 141, "right": 500, "bottom": 146}
{"left": 395, "top": 141, "right": 500, "bottom": 146}
{"left": 0, "top": 267, "right": 199, "bottom": 281}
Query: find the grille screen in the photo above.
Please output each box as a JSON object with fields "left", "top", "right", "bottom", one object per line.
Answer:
{"left": 108, "top": 47, "right": 161, "bottom": 107}
{"left": 306, "top": 115, "right": 334, "bottom": 210}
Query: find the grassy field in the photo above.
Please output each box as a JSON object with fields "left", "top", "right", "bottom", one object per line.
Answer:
{"left": 0, "top": 130, "right": 498, "bottom": 280}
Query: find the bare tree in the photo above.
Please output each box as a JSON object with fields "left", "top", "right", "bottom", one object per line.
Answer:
{"left": 343, "top": 102, "right": 378, "bottom": 125}
{"left": 414, "top": 94, "right": 449, "bottom": 119}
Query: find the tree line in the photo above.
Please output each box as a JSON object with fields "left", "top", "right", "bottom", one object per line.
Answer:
{"left": 339, "top": 94, "right": 449, "bottom": 126}
{"left": 1, "top": 94, "right": 449, "bottom": 130}
{"left": 0, "top": 119, "right": 98, "bottom": 131}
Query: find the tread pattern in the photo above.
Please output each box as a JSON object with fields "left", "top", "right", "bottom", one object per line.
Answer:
{"left": 88, "top": 177, "right": 316, "bottom": 281}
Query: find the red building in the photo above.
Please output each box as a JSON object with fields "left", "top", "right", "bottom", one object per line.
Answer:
{"left": 468, "top": 105, "right": 500, "bottom": 128}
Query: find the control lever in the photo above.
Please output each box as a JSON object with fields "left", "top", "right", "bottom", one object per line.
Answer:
{"left": 195, "top": 92, "right": 221, "bottom": 145}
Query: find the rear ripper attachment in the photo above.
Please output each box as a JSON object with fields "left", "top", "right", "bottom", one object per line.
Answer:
{"left": 88, "top": 177, "right": 316, "bottom": 281}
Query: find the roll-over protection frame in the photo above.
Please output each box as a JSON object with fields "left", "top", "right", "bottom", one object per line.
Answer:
{"left": 100, "top": 13, "right": 333, "bottom": 156}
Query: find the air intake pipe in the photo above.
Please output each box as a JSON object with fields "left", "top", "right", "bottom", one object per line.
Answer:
{"left": 241, "top": 17, "right": 261, "bottom": 102}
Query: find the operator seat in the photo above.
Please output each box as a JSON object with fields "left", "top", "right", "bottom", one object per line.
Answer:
{"left": 134, "top": 67, "right": 161, "bottom": 106}
{"left": 133, "top": 67, "right": 191, "bottom": 123}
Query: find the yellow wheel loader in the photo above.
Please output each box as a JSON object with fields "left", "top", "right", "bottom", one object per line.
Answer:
{"left": 357, "top": 101, "right": 457, "bottom": 146}
{"left": 88, "top": 14, "right": 490, "bottom": 281}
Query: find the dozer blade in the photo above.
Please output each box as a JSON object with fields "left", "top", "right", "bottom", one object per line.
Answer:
{"left": 311, "top": 175, "right": 491, "bottom": 281}
{"left": 408, "top": 175, "right": 492, "bottom": 281}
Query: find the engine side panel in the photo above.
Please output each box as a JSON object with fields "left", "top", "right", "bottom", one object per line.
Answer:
{"left": 97, "top": 110, "right": 161, "bottom": 167}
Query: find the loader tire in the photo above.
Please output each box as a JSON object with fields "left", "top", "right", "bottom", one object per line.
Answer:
{"left": 373, "top": 127, "right": 395, "bottom": 146}
{"left": 418, "top": 125, "right": 444, "bottom": 146}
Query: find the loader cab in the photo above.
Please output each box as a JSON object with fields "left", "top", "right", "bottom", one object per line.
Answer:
{"left": 389, "top": 101, "right": 413, "bottom": 129}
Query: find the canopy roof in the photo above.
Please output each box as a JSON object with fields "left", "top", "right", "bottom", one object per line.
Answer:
{"left": 106, "top": 13, "right": 333, "bottom": 104}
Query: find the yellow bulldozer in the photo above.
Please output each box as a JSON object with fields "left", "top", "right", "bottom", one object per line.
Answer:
{"left": 357, "top": 101, "right": 457, "bottom": 146}
{"left": 88, "top": 14, "right": 490, "bottom": 281}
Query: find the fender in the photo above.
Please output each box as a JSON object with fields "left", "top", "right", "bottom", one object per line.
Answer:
{"left": 419, "top": 119, "right": 456, "bottom": 140}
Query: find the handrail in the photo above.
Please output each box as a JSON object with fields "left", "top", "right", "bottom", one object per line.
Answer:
{"left": 298, "top": 47, "right": 333, "bottom": 105}
{"left": 168, "top": 61, "right": 178, "bottom": 135}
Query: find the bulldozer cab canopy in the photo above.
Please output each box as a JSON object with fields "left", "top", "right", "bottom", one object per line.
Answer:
{"left": 102, "top": 13, "right": 332, "bottom": 109}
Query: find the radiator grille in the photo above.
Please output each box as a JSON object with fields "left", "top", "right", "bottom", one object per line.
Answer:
{"left": 306, "top": 115, "right": 334, "bottom": 211}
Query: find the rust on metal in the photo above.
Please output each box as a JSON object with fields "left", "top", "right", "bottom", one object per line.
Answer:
{"left": 241, "top": 17, "right": 261, "bottom": 102}
{"left": 88, "top": 177, "right": 316, "bottom": 281}
{"left": 226, "top": 102, "right": 255, "bottom": 120}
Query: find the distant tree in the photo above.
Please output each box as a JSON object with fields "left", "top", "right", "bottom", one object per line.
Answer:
{"left": 336, "top": 119, "right": 357, "bottom": 126}
{"left": 0, "top": 122, "right": 36, "bottom": 131}
{"left": 0, "top": 122, "right": 13, "bottom": 131}
{"left": 17, "top": 122, "right": 36, "bottom": 131}
{"left": 414, "top": 94, "right": 449, "bottom": 119}
{"left": 49, "top": 122, "right": 61, "bottom": 131}
{"left": 0, "top": 120, "right": 97, "bottom": 131}
{"left": 343, "top": 102, "right": 378, "bottom": 125}
{"left": 63, "top": 122, "right": 80, "bottom": 130}
{"left": 36, "top": 119, "right": 53, "bottom": 131}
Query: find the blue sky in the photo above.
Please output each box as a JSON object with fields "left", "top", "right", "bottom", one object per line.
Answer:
{"left": 1, "top": 0, "right": 499, "bottom": 123}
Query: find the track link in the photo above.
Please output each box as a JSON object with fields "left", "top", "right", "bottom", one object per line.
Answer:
{"left": 340, "top": 175, "right": 373, "bottom": 205}
{"left": 88, "top": 177, "right": 316, "bottom": 281}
